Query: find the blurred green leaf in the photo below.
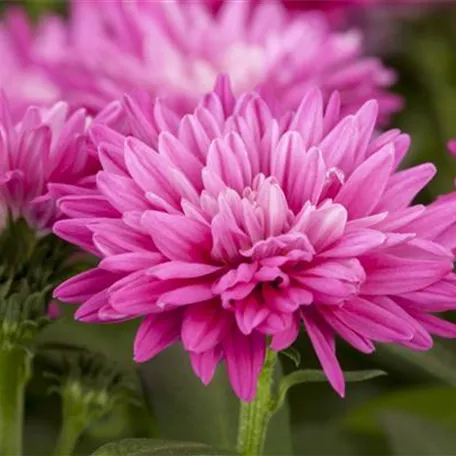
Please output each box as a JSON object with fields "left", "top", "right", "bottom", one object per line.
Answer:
{"left": 291, "top": 424, "right": 389, "bottom": 456}
{"left": 91, "top": 438, "right": 236, "bottom": 456}
{"left": 37, "top": 311, "right": 138, "bottom": 368}
{"left": 23, "top": 0, "right": 66, "bottom": 19}
{"left": 139, "top": 345, "right": 293, "bottom": 455}
{"left": 274, "top": 370, "right": 386, "bottom": 413}
{"left": 375, "top": 343, "right": 456, "bottom": 385}
{"left": 344, "top": 386, "right": 456, "bottom": 435}
{"left": 378, "top": 411, "right": 456, "bottom": 455}
{"left": 292, "top": 425, "right": 357, "bottom": 456}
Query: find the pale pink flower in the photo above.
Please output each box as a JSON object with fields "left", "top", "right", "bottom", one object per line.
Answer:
{"left": 42, "top": 0, "right": 401, "bottom": 123}
{"left": 0, "top": 92, "right": 97, "bottom": 234}
{"left": 54, "top": 78, "right": 456, "bottom": 401}
{"left": 0, "top": 8, "right": 60, "bottom": 120}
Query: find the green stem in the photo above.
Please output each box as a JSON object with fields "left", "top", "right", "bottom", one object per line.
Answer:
{"left": 0, "top": 347, "right": 30, "bottom": 456}
{"left": 52, "top": 414, "right": 85, "bottom": 456}
{"left": 52, "top": 383, "right": 88, "bottom": 456}
{"left": 237, "top": 349, "right": 277, "bottom": 456}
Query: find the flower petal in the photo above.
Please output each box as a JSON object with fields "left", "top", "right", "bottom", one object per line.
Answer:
{"left": 134, "top": 312, "right": 182, "bottom": 362}
{"left": 54, "top": 268, "right": 119, "bottom": 303}
{"left": 142, "top": 211, "right": 212, "bottom": 262}
{"left": 335, "top": 146, "right": 394, "bottom": 219}
{"left": 223, "top": 330, "right": 265, "bottom": 402}
{"left": 181, "top": 302, "right": 232, "bottom": 353}
{"left": 302, "top": 310, "right": 345, "bottom": 397}
{"left": 189, "top": 348, "right": 222, "bottom": 386}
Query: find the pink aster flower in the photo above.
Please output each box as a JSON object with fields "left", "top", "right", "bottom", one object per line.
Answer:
{"left": 0, "top": 8, "right": 60, "bottom": 120}
{"left": 42, "top": 0, "right": 400, "bottom": 123}
{"left": 54, "top": 78, "right": 456, "bottom": 401}
{"left": 0, "top": 92, "right": 98, "bottom": 234}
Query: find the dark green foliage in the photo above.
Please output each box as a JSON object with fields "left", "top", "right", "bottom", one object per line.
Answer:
{"left": 0, "top": 218, "right": 90, "bottom": 348}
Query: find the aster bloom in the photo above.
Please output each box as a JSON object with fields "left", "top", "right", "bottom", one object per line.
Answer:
{"left": 0, "top": 8, "right": 59, "bottom": 120}
{"left": 0, "top": 91, "right": 98, "bottom": 234}
{"left": 0, "top": 93, "right": 100, "bottom": 421}
{"left": 0, "top": 92, "right": 106, "bottom": 239}
{"left": 42, "top": 0, "right": 400, "bottom": 123}
{"left": 53, "top": 77, "right": 456, "bottom": 402}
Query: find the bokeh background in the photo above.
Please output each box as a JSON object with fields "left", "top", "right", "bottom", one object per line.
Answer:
{"left": 3, "top": 0, "right": 456, "bottom": 455}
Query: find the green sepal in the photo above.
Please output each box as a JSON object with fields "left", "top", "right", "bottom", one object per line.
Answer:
{"left": 279, "top": 346, "right": 301, "bottom": 367}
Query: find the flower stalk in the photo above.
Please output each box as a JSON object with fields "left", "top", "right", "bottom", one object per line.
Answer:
{"left": 0, "top": 346, "right": 31, "bottom": 456}
{"left": 52, "top": 381, "right": 89, "bottom": 456}
{"left": 237, "top": 349, "right": 278, "bottom": 456}
{"left": 46, "top": 349, "right": 136, "bottom": 456}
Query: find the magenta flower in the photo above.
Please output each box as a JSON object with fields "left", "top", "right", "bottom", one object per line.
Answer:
{"left": 54, "top": 78, "right": 456, "bottom": 401}
{"left": 0, "top": 8, "right": 60, "bottom": 120}
{"left": 448, "top": 140, "right": 456, "bottom": 156}
{"left": 0, "top": 92, "right": 97, "bottom": 234}
{"left": 42, "top": 0, "right": 400, "bottom": 123}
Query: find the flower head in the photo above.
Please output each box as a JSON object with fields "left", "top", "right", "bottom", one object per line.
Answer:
{"left": 0, "top": 8, "right": 60, "bottom": 120}
{"left": 42, "top": 0, "right": 400, "bottom": 123}
{"left": 54, "top": 78, "right": 456, "bottom": 401}
{"left": 0, "top": 92, "right": 96, "bottom": 233}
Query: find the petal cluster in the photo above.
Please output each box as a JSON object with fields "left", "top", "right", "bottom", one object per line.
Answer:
{"left": 41, "top": 0, "right": 400, "bottom": 123}
{"left": 54, "top": 79, "right": 456, "bottom": 401}
{"left": 0, "top": 8, "right": 60, "bottom": 120}
{"left": 0, "top": 93, "right": 96, "bottom": 233}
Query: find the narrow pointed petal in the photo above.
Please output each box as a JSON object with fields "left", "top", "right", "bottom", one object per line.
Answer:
{"left": 335, "top": 146, "right": 394, "bottom": 219}
{"left": 97, "top": 171, "right": 149, "bottom": 212}
{"left": 54, "top": 269, "right": 119, "bottom": 302}
{"left": 134, "top": 313, "right": 182, "bottom": 362}
{"left": 302, "top": 310, "right": 345, "bottom": 397}
{"left": 148, "top": 262, "right": 221, "bottom": 280}
{"left": 223, "top": 330, "right": 265, "bottom": 402}
{"left": 190, "top": 348, "right": 222, "bottom": 386}
{"left": 321, "top": 229, "right": 386, "bottom": 258}
{"left": 334, "top": 297, "right": 414, "bottom": 343}
{"left": 181, "top": 302, "right": 232, "bottom": 353}
{"left": 271, "top": 315, "right": 300, "bottom": 351}
{"left": 376, "top": 163, "right": 436, "bottom": 212}
{"left": 100, "top": 252, "right": 163, "bottom": 272}
{"left": 142, "top": 211, "right": 212, "bottom": 262}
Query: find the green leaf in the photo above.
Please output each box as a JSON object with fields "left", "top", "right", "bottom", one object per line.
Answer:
{"left": 279, "top": 347, "right": 301, "bottom": 367}
{"left": 273, "top": 370, "right": 386, "bottom": 413}
{"left": 377, "top": 411, "right": 456, "bottom": 455}
{"left": 344, "top": 386, "right": 456, "bottom": 435}
{"left": 91, "top": 439, "right": 236, "bottom": 456}
{"left": 139, "top": 345, "right": 294, "bottom": 455}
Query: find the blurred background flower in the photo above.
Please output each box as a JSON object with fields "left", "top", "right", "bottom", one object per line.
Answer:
{"left": 0, "top": 7, "right": 59, "bottom": 120}
{"left": 35, "top": 0, "right": 400, "bottom": 122}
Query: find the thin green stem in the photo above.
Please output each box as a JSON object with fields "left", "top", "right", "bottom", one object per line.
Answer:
{"left": 52, "top": 382, "right": 88, "bottom": 456}
{"left": 0, "top": 347, "right": 30, "bottom": 456}
{"left": 52, "top": 412, "right": 85, "bottom": 456}
{"left": 237, "top": 349, "right": 277, "bottom": 456}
